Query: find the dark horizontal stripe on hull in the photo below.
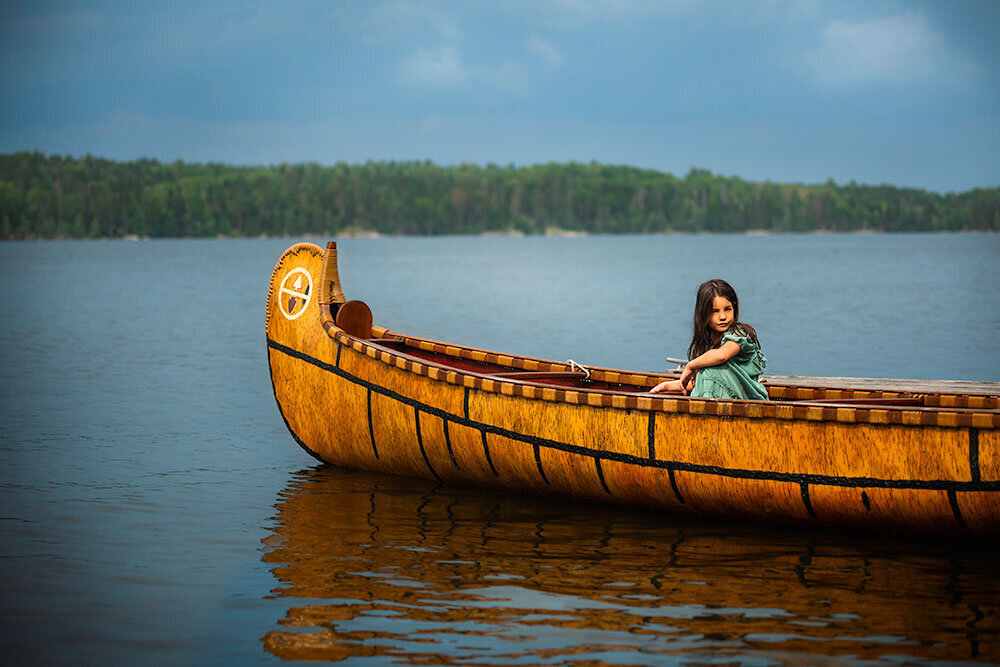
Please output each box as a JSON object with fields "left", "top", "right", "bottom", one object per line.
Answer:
{"left": 268, "top": 338, "right": 998, "bottom": 493}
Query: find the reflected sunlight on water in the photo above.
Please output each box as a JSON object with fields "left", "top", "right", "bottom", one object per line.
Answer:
{"left": 262, "top": 466, "right": 997, "bottom": 664}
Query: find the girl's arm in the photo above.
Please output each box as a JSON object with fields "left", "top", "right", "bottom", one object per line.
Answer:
{"left": 679, "top": 341, "right": 741, "bottom": 387}
{"left": 651, "top": 340, "right": 741, "bottom": 394}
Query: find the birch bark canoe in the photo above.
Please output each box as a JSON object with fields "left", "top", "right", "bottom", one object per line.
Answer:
{"left": 266, "top": 242, "right": 1000, "bottom": 536}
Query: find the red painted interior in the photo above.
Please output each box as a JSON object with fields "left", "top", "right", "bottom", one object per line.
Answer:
{"left": 373, "top": 340, "right": 648, "bottom": 393}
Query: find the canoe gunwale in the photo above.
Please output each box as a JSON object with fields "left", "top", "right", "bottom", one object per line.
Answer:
{"left": 316, "top": 320, "right": 999, "bottom": 430}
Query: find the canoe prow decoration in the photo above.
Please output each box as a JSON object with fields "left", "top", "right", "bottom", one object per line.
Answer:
{"left": 266, "top": 242, "right": 1000, "bottom": 536}
{"left": 316, "top": 241, "right": 346, "bottom": 314}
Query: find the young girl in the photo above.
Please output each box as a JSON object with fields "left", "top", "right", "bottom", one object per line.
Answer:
{"left": 651, "top": 279, "right": 768, "bottom": 400}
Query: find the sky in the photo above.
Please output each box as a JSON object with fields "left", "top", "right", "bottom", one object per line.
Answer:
{"left": 1, "top": 0, "right": 998, "bottom": 192}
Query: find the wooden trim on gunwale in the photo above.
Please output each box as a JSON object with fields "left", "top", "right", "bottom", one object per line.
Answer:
{"left": 312, "top": 322, "right": 1000, "bottom": 430}
{"left": 364, "top": 325, "right": 999, "bottom": 406}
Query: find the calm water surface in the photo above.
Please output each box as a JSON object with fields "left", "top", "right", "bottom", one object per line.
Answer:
{"left": 0, "top": 235, "right": 997, "bottom": 664}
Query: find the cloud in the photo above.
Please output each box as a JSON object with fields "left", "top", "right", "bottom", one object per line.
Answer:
{"left": 803, "top": 11, "right": 979, "bottom": 87}
{"left": 528, "top": 36, "right": 564, "bottom": 69}
{"left": 359, "top": 2, "right": 462, "bottom": 43}
{"left": 545, "top": 0, "right": 691, "bottom": 19}
{"left": 528, "top": 0, "right": 819, "bottom": 27}
{"left": 398, "top": 45, "right": 468, "bottom": 87}
{"left": 398, "top": 41, "right": 550, "bottom": 95}
{"left": 785, "top": 0, "right": 820, "bottom": 22}
{"left": 481, "top": 58, "right": 531, "bottom": 95}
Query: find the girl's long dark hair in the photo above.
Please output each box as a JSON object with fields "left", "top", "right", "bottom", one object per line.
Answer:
{"left": 688, "top": 279, "right": 759, "bottom": 359}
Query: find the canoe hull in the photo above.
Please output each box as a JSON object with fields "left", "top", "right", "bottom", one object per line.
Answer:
{"left": 266, "top": 243, "right": 999, "bottom": 536}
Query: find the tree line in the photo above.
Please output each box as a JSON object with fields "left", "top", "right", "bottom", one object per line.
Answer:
{"left": 1, "top": 151, "right": 997, "bottom": 239}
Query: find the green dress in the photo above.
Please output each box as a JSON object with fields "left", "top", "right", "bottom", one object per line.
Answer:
{"left": 691, "top": 328, "right": 769, "bottom": 400}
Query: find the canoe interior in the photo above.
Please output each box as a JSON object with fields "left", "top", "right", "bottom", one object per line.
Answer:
{"left": 365, "top": 337, "right": 647, "bottom": 392}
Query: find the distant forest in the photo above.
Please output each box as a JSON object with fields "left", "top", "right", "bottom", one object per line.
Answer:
{"left": 1, "top": 151, "right": 998, "bottom": 239}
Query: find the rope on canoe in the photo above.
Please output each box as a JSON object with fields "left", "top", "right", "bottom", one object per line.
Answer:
{"left": 565, "top": 359, "right": 591, "bottom": 380}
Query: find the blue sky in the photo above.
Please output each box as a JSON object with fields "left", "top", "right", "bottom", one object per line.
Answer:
{"left": 1, "top": 0, "right": 997, "bottom": 192}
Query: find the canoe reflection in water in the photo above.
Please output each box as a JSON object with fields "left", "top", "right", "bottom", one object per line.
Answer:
{"left": 261, "top": 466, "right": 998, "bottom": 664}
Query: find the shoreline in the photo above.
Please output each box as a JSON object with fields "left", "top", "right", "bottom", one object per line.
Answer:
{"left": 3, "top": 229, "right": 998, "bottom": 242}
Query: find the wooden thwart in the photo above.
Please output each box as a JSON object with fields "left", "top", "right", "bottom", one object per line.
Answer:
{"left": 767, "top": 374, "right": 1000, "bottom": 396}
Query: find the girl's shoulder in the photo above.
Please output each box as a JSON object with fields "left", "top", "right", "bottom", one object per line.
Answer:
{"left": 722, "top": 324, "right": 760, "bottom": 349}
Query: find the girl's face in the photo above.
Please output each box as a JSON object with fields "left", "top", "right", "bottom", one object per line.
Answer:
{"left": 708, "top": 295, "right": 734, "bottom": 335}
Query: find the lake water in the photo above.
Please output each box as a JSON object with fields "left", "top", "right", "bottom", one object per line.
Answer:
{"left": 1, "top": 234, "right": 997, "bottom": 664}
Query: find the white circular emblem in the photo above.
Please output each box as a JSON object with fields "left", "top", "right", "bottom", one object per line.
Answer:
{"left": 278, "top": 268, "right": 313, "bottom": 321}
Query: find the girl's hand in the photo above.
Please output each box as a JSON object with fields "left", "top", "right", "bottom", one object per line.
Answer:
{"left": 679, "top": 366, "right": 695, "bottom": 390}
{"left": 650, "top": 379, "right": 682, "bottom": 393}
